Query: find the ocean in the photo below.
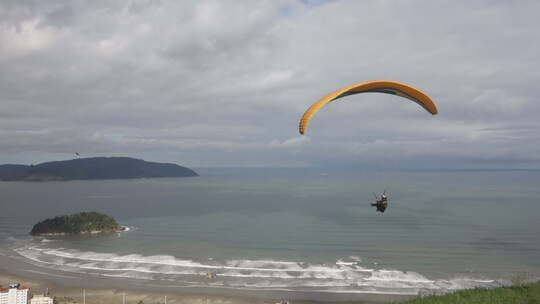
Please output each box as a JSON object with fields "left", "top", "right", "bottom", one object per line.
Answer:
{"left": 1, "top": 169, "right": 539, "bottom": 301}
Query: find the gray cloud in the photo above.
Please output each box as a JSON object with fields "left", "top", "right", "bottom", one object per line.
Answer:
{"left": 1, "top": 0, "right": 539, "bottom": 168}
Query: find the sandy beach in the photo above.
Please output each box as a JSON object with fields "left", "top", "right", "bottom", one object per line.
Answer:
{"left": 0, "top": 270, "right": 268, "bottom": 304}
{"left": 0, "top": 269, "right": 416, "bottom": 304}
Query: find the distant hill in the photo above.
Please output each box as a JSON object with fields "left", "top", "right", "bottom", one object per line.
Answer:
{"left": 0, "top": 157, "right": 198, "bottom": 181}
{"left": 30, "top": 212, "right": 122, "bottom": 235}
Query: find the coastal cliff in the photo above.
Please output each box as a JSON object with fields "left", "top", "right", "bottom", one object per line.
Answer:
{"left": 30, "top": 212, "right": 123, "bottom": 236}
{"left": 0, "top": 157, "right": 198, "bottom": 181}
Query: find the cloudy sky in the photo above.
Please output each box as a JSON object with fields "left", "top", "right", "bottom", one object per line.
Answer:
{"left": 1, "top": 0, "right": 539, "bottom": 168}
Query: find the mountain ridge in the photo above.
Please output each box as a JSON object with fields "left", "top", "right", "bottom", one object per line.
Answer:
{"left": 0, "top": 157, "right": 198, "bottom": 181}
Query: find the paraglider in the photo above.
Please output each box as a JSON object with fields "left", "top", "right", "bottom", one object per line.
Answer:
{"left": 298, "top": 80, "right": 438, "bottom": 135}
{"left": 298, "top": 80, "right": 439, "bottom": 213}
{"left": 371, "top": 191, "right": 388, "bottom": 213}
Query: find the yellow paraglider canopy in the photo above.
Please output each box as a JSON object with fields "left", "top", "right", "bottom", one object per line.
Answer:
{"left": 299, "top": 80, "right": 438, "bottom": 134}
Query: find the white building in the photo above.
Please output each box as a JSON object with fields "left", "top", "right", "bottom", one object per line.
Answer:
{"left": 0, "top": 284, "right": 29, "bottom": 304}
{"left": 30, "top": 295, "right": 53, "bottom": 304}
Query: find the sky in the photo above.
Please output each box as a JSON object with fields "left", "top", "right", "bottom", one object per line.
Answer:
{"left": 1, "top": 0, "right": 539, "bottom": 169}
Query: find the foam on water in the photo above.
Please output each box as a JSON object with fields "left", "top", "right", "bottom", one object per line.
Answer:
{"left": 11, "top": 241, "right": 502, "bottom": 295}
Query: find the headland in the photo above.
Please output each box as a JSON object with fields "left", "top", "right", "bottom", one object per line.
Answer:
{"left": 0, "top": 157, "right": 198, "bottom": 181}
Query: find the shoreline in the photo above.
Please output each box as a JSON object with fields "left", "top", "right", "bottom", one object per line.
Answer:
{"left": 0, "top": 238, "right": 500, "bottom": 304}
{"left": 0, "top": 270, "right": 270, "bottom": 304}
{"left": 31, "top": 226, "right": 130, "bottom": 236}
{"left": 0, "top": 239, "right": 418, "bottom": 304}
{"left": 0, "top": 269, "right": 415, "bottom": 304}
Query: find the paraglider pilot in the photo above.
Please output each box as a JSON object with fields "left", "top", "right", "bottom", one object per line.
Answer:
{"left": 371, "top": 191, "right": 388, "bottom": 213}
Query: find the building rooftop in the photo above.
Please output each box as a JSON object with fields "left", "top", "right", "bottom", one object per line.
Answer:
{"left": 0, "top": 284, "right": 29, "bottom": 292}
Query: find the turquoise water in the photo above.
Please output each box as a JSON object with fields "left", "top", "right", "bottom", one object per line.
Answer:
{"left": 1, "top": 169, "right": 539, "bottom": 297}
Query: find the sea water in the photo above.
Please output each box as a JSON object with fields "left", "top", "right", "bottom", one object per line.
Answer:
{"left": 0, "top": 169, "right": 539, "bottom": 298}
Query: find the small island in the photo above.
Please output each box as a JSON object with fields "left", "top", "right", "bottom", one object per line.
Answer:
{"left": 0, "top": 156, "right": 198, "bottom": 181}
{"left": 30, "top": 212, "right": 124, "bottom": 236}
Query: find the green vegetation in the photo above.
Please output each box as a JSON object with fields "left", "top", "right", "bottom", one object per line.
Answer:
{"left": 394, "top": 282, "right": 540, "bottom": 304}
{"left": 30, "top": 212, "right": 121, "bottom": 235}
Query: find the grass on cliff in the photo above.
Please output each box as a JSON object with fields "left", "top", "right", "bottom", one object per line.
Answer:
{"left": 394, "top": 282, "right": 540, "bottom": 304}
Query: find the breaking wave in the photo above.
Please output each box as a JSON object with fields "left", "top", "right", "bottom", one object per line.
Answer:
{"left": 13, "top": 242, "right": 502, "bottom": 295}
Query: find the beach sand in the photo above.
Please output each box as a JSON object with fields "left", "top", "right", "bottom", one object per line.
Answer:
{"left": 0, "top": 269, "right": 414, "bottom": 304}
{"left": 0, "top": 271, "right": 266, "bottom": 304}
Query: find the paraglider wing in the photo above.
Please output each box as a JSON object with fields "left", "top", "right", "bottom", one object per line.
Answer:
{"left": 298, "top": 80, "right": 438, "bottom": 134}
